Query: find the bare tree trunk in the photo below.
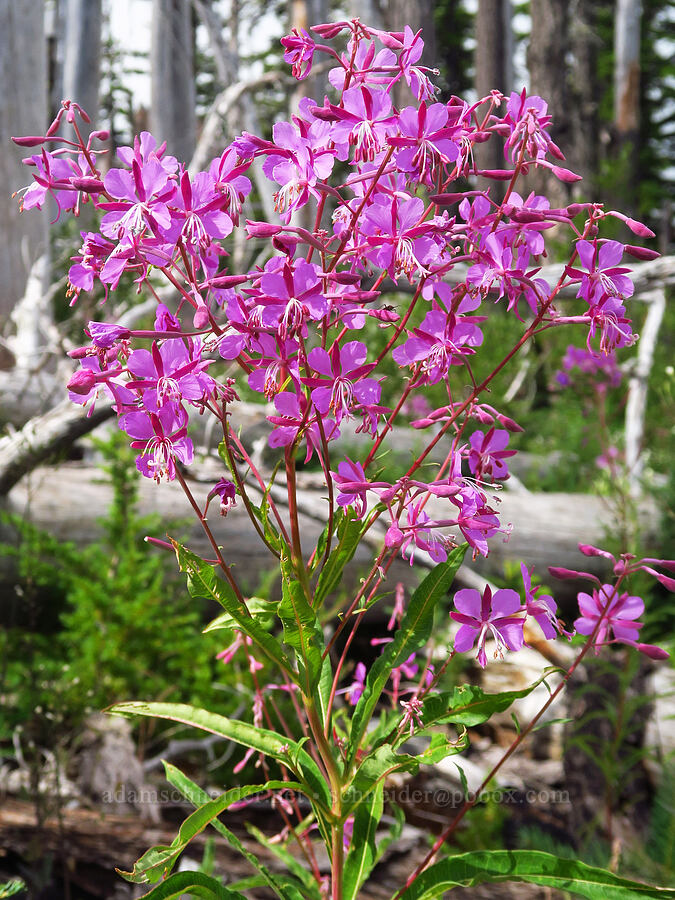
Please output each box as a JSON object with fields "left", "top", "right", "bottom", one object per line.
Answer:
{"left": 0, "top": 0, "right": 49, "bottom": 332}
{"left": 568, "top": 0, "right": 600, "bottom": 192}
{"left": 350, "top": 0, "right": 385, "bottom": 32}
{"left": 62, "top": 0, "right": 102, "bottom": 130}
{"left": 526, "top": 0, "right": 570, "bottom": 205}
{"left": 475, "top": 0, "right": 512, "bottom": 195}
{"left": 614, "top": 0, "right": 641, "bottom": 136}
{"left": 150, "top": 0, "right": 196, "bottom": 162}
{"left": 613, "top": 0, "right": 641, "bottom": 209}
{"left": 386, "top": 0, "right": 437, "bottom": 109}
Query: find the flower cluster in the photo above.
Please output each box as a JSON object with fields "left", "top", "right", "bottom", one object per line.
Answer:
{"left": 14, "top": 20, "right": 669, "bottom": 670}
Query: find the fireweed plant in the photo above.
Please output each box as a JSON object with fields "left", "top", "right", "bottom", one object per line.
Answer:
{"left": 12, "top": 19, "right": 675, "bottom": 900}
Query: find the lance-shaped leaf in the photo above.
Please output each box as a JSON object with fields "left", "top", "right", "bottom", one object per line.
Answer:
{"left": 278, "top": 551, "right": 325, "bottom": 695}
{"left": 138, "top": 871, "right": 245, "bottom": 899}
{"left": 343, "top": 781, "right": 384, "bottom": 900}
{"left": 314, "top": 509, "right": 365, "bottom": 605}
{"left": 347, "top": 545, "right": 468, "bottom": 767}
{"left": 172, "top": 541, "right": 294, "bottom": 679}
{"left": 119, "top": 781, "right": 295, "bottom": 884}
{"left": 109, "top": 702, "right": 331, "bottom": 811}
{"left": 346, "top": 745, "right": 419, "bottom": 809}
{"left": 163, "top": 763, "right": 306, "bottom": 900}
{"left": 396, "top": 850, "right": 675, "bottom": 900}
{"left": 418, "top": 674, "right": 559, "bottom": 730}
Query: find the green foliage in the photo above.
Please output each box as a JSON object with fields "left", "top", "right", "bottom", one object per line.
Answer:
{"left": 564, "top": 650, "right": 662, "bottom": 843}
{"left": 395, "top": 849, "right": 675, "bottom": 899}
{"left": 0, "top": 432, "right": 223, "bottom": 742}
{"left": 0, "top": 881, "right": 26, "bottom": 899}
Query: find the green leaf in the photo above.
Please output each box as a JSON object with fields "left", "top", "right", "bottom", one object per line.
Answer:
{"left": 347, "top": 745, "right": 419, "bottom": 809}
{"left": 315, "top": 510, "right": 365, "bottom": 606}
{"left": 279, "top": 550, "right": 325, "bottom": 695}
{"left": 109, "top": 702, "right": 331, "bottom": 811}
{"left": 163, "top": 763, "right": 307, "bottom": 900}
{"left": 172, "top": 541, "right": 294, "bottom": 678}
{"left": 138, "top": 871, "right": 245, "bottom": 899}
{"left": 0, "top": 881, "right": 26, "bottom": 898}
{"left": 396, "top": 850, "right": 675, "bottom": 900}
{"left": 417, "top": 672, "right": 559, "bottom": 732}
{"left": 203, "top": 597, "right": 277, "bottom": 634}
{"left": 411, "top": 730, "right": 469, "bottom": 765}
{"left": 343, "top": 782, "right": 384, "bottom": 900}
{"left": 119, "top": 782, "right": 294, "bottom": 883}
{"left": 347, "top": 545, "right": 468, "bottom": 766}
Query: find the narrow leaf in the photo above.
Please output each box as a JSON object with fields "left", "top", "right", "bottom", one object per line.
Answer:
{"left": 397, "top": 850, "right": 675, "bottom": 900}
{"left": 138, "top": 871, "right": 245, "bottom": 899}
{"left": 163, "top": 763, "right": 306, "bottom": 900}
{"left": 118, "top": 783, "right": 294, "bottom": 883}
{"left": 315, "top": 510, "right": 365, "bottom": 606}
{"left": 109, "top": 702, "right": 331, "bottom": 811}
{"left": 279, "top": 551, "right": 325, "bottom": 694}
{"left": 172, "top": 541, "right": 294, "bottom": 678}
{"left": 343, "top": 782, "right": 384, "bottom": 900}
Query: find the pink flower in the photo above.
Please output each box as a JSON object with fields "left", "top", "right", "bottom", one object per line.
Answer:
{"left": 281, "top": 28, "right": 316, "bottom": 80}
{"left": 574, "top": 584, "right": 644, "bottom": 648}
{"left": 451, "top": 585, "right": 525, "bottom": 668}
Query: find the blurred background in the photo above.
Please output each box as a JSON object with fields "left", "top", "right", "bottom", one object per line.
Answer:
{"left": 0, "top": 2, "right": 673, "bottom": 897}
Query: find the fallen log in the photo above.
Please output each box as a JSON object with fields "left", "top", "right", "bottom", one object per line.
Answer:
{"left": 2, "top": 460, "right": 656, "bottom": 605}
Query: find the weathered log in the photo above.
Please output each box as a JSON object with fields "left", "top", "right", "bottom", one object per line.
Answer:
{"left": 2, "top": 461, "right": 654, "bottom": 605}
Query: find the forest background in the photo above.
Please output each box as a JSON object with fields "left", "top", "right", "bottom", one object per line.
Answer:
{"left": 0, "top": 0, "right": 673, "bottom": 894}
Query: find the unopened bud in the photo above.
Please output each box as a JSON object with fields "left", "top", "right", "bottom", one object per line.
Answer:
{"left": 245, "top": 220, "right": 281, "bottom": 238}
{"left": 637, "top": 643, "right": 670, "bottom": 660}
{"left": 71, "top": 176, "right": 105, "bottom": 193}
{"left": 477, "top": 169, "right": 516, "bottom": 181}
{"left": 67, "top": 369, "right": 96, "bottom": 395}
{"left": 311, "top": 21, "right": 348, "bottom": 38}
{"left": 209, "top": 274, "right": 250, "bottom": 288}
{"left": 193, "top": 305, "right": 210, "bottom": 329}
{"left": 12, "top": 135, "right": 47, "bottom": 147}
{"left": 551, "top": 165, "right": 582, "bottom": 183}
{"left": 624, "top": 244, "right": 660, "bottom": 261}
{"left": 496, "top": 414, "right": 524, "bottom": 433}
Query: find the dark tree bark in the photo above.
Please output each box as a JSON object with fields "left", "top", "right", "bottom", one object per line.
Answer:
{"left": 62, "top": 0, "right": 102, "bottom": 131}
{"left": 150, "top": 0, "right": 196, "bottom": 162}
{"left": 613, "top": 0, "right": 642, "bottom": 209}
{"left": 0, "top": 0, "right": 49, "bottom": 330}
{"left": 349, "top": 0, "right": 385, "bottom": 31}
{"left": 568, "top": 0, "right": 600, "bottom": 191}
{"left": 475, "top": 0, "right": 513, "bottom": 195}
{"left": 387, "top": 0, "right": 437, "bottom": 108}
{"left": 526, "top": 0, "right": 570, "bottom": 204}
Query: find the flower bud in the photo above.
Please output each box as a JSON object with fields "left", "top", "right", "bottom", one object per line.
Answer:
{"left": 71, "top": 176, "right": 105, "bottom": 193}
{"left": 637, "top": 643, "right": 670, "bottom": 660}
{"left": 623, "top": 244, "right": 660, "bottom": 261}
{"left": 551, "top": 165, "right": 583, "bottom": 183}
{"left": 245, "top": 220, "right": 282, "bottom": 238}
{"left": 67, "top": 369, "right": 96, "bottom": 395}
{"left": 193, "top": 305, "right": 210, "bottom": 329}
{"left": 476, "top": 169, "right": 516, "bottom": 181}
{"left": 496, "top": 414, "right": 524, "bottom": 433}
{"left": 12, "top": 135, "right": 47, "bottom": 147}
{"left": 311, "top": 21, "right": 348, "bottom": 38}
{"left": 209, "top": 274, "right": 250, "bottom": 288}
